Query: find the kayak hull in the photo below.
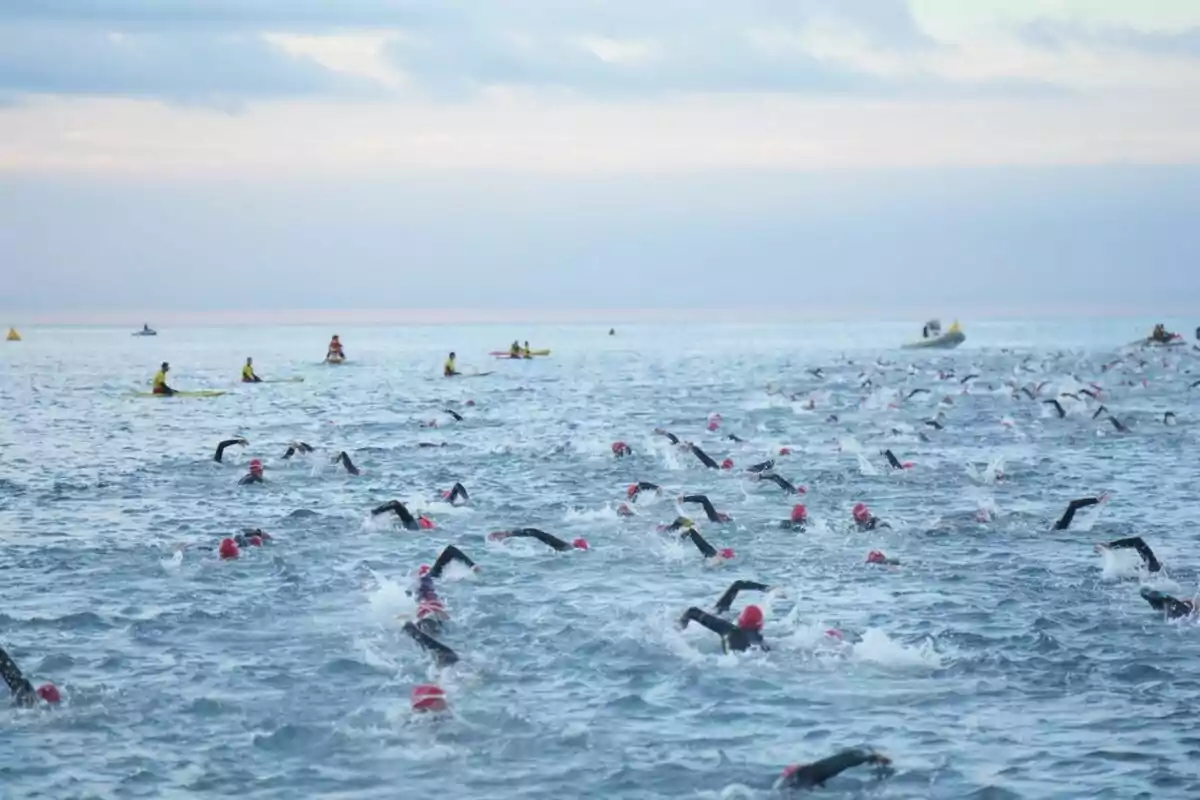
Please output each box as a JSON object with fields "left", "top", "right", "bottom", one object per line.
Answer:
{"left": 135, "top": 390, "right": 226, "bottom": 398}
{"left": 489, "top": 349, "right": 550, "bottom": 357}
{"left": 902, "top": 331, "right": 965, "bottom": 350}
{"left": 324, "top": 357, "right": 346, "bottom": 365}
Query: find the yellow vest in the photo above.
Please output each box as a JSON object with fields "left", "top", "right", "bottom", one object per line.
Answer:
{"left": 152, "top": 370, "right": 167, "bottom": 388}
{"left": 242, "top": 364, "right": 255, "bottom": 379}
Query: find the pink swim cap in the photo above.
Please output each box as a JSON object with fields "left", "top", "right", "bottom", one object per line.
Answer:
{"left": 37, "top": 684, "right": 61, "bottom": 704}
{"left": 248, "top": 459, "right": 263, "bottom": 474}
{"left": 219, "top": 538, "right": 239, "bottom": 559}
{"left": 720, "top": 458, "right": 734, "bottom": 470}
{"left": 718, "top": 547, "right": 735, "bottom": 560}
{"left": 626, "top": 483, "right": 638, "bottom": 498}
{"left": 417, "top": 564, "right": 431, "bottom": 577}
{"left": 617, "top": 503, "right": 633, "bottom": 516}
{"left": 411, "top": 684, "right": 447, "bottom": 712}
{"left": 572, "top": 538, "right": 589, "bottom": 550}
{"left": 866, "top": 550, "right": 886, "bottom": 564}
{"left": 737, "top": 605, "right": 764, "bottom": 631}
{"left": 418, "top": 517, "right": 436, "bottom": 530}
{"left": 778, "top": 447, "right": 792, "bottom": 455}
{"left": 790, "top": 504, "right": 807, "bottom": 523}
{"left": 611, "top": 441, "right": 628, "bottom": 454}
{"left": 706, "top": 421, "right": 719, "bottom": 431}
{"left": 248, "top": 535, "right": 263, "bottom": 547}
{"left": 852, "top": 503, "right": 869, "bottom": 520}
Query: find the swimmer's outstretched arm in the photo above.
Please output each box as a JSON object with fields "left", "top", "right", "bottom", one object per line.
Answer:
{"left": 778, "top": 749, "right": 892, "bottom": 790}
{"left": 759, "top": 473, "right": 795, "bottom": 493}
{"left": 1102, "top": 537, "right": 1162, "bottom": 573}
{"left": 505, "top": 528, "right": 572, "bottom": 552}
{"left": 746, "top": 459, "right": 775, "bottom": 474}
{"left": 214, "top": 438, "right": 247, "bottom": 463}
{"left": 0, "top": 646, "right": 37, "bottom": 706}
{"left": 882, "top": 449, "right": 903, "bottom": 470}
{"left": 402, "top": 622, "right": 459, "bottom": 666}
{"left": 429, "top": 545, "right": 476, "bottom": 578}
{"left": 443, "top": 409, "right": 464, "bottom": 422}
{"left": 1139, "top": 587, "right": 1194, "bottom": 619}
{"left": 654, "top": 428, "right": 680, "bottom": 445}
{"left": 714, "top": 581, "right": 769, "bottom": 613}
{"left": 372, "top": 500, "right": 418, "bottom": 529}
{"left": 334, "top": 451, "right": 360, "bottom": 475}
{"left": 447, "top": 482, "right": 469, "bottom": 503}
{"left": 689, "top": 445, "right": 720, "bottom": 469}
{"left": 679, "top": 606, "right": 736, "bottom": 636}
{"left": 1053, "top": 497, "right": 1101, "bottom": 530}
{"left": 680, "top": 495, "right": 722, "bottom": 522}
{"left": 682, "top": 529, "right": 718, "bottom": 559}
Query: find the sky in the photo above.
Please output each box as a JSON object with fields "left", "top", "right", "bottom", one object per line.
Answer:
{"left": 2, "top": 0, "right": 1199, "bottom": 322}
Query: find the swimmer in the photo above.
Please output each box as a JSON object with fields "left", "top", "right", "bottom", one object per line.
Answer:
{"left": 756, "top": 472, "right": 798, "bottom": 494}
{"left": 612, "top": 441, "right": 633, "bottom": 458}
{"left": 1053, "top": 495, "right": 1106, "bottom": 530}
{"left": 653, "top": 428, "right": 681, "bottom": 446}
{"left": 881, "top": 449, "right": 910, "bottom": 470}
{"left": 1043, "top": 399, "right": 1066, "bottom": 419}
{"left": 660, "top": 516, "right": 697, "bottom": 533}
{"left": 326, "top": 335, "right": 344, "bottom": 361}
{"left": 443, "top": 352, "right": 460, "bottom": 377}
{"left": 626, "top": 482, "right": 662, "bottom": 502}
{"left": 443, "top": 482, "right": 469, "bottom": 505}
{"left": 1164, "top": 412, "right": 1177, "bottom": 426}
{"left": 1139, "top": 587, "right": 1196, "bottom": 619}
{"left": 152, "top": 361, "right": 175, "bottom": 396}
{"left": 281, "top": 441, "right": 314, "bottom": 459}
{"left": 713, "top": 580, "right": 770, "bottom": 614}
{"left": 725, "top": 433, "right": 746, "bottom": 443}
{"left": 1095, "top": 536, "right": 1162, "bottom": 573}
{"left": 679, "top": 494, "right": 731, "bottom": 523}
{"left": 906, "top": 388, "right": 930, "bottom": 401}
{"left": 774, "top": 749, "right": 892, "bottom": 791}
{"left": 239, "top": 459, "right": 264, "bottom": 485}
{"left": 213, "top": 437, "right": 248, "bottom": 463}
{"left": 411, "top": 545, "right": 478, "bottom": 633}
{"left": 686, "top": 443, "right": 721, "bottom": 470}
{"left": 333, "top": 451, "right": 360, "bottom": 475}
{"left": 746, "top": 459, "right": 775, "bottom": 474}
{"left": 779, "top": 504, "right": 808, "bottom": 530}
{"left": 852, "top": 503, "right": 889, "bottom": 531}
{"left": 371, "top": 500, "right": 435, "bottom": 531}
{"left": 678, "top": 603, "right": 767, "bottom": 653}
{"left": 866, "top": 549, "right": 900, "bottom": 566}
{"left": 488, "top": 528, "right": 588, "bottom": 551}
{"left": 679, "top": 528, "right": 735, "bottom": 563}
{"left": 241, "top": 357, "right": 262, "bottom": 383}
{"left": 402, "top": 621, "right": 459, "bottom": 666}
{"left": 1, "top": 646, "right": 61, "bottom": 707}
{"left": 443, "top": 409, "right": 464, "bottom": 423}
{"left": 234, "top": 528, "right": 272, "bottom": 548}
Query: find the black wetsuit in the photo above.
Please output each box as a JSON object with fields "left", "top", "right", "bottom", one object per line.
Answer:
{"left": 689, "top": 444, "right": 720, "bottom": 470}
{"left": 681, "top": 495, "right": 728, "bottom": 523}
{"left": 726, "top": 434, "right": 746, "bottom": 443}
{"left": 334, "top": 451, "right": 360, "bottom": 475}
{"left": 628, "top": 482, "right": 661, "bottom": 502}
{"left": 1140, "top": 587, "right": 1195, "bottom": 619}
{"left": 759, "top": 473, "right": 797, "bottom": 493}
{"left": 681, "top": 528, "right": 723, "bottom": 560}
{"left": 214, "top": 438, "right": 246, "bottom": 463}
{"left": 493, "top": 528, "right": 574, "bottom": 552}
{"left": 779, "top": 517, "right": 807, "bottom": 531}
{"left": 678, "top": 608, "right": 767, "bottom": 653}
{"left": 882, "top": 449, "right": 904, "bottom": 470}
{"left": 663, "top": 516, "right": 696, "bottom": 533}
{"left": 0, "top": 647, "right": 38, "bottom": 707}
{"left": 443, "top": 409, "right": 464, "bottom": 422}
{"left": 746, "top": 459, "right": 775, "bottom": 475}
{"left": 1105, "top": 537, "right": 1162, "bottom": 573}
{"left": 234, "top": 528, "right": 272, "bottom": 547}
{"left": 446, "top": 482, "right": 469, "bottom": 504}
{"left": 855, "top": 515, "right": 888, "bottom": 531}
{"left": 238, "top": 472, "right": 264, "bottom": 485}
{"left": 714, "top": 580, "right": 769, "bottom": 614}
{"left": 282, "top": 442, "right": 314, "bottom": 459}
{"left": 1053, "top": 497, "right": 1101, "bottom": 530}
{"left": 655, "top": 429, "right": 681, "bottom": 445}
{"left": 403, "top": 622, "right": 460, "bottom": 666}
{"left": 778, "top": 749, "right": 891, "bottom": 790}
{"left": 372, "top": 500, "right": 420, "bottom": 530}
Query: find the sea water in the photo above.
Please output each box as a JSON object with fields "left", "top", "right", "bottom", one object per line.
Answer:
{"left": 2, "top": 319, "right": 1200, "bottom": 799}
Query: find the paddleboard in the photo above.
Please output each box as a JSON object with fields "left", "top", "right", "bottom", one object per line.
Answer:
{"left": 324, "top": 357, "right": 346, "bottom": 365}
{"left": 134, "top": 390, "right": 227, "bottom": 398}
{"left": 488, "top": 349, "right": 551, "bottom": 357}
{"left": 261, "top": 377, "right": 306, "bottom": 383}
{"left": 464, "top": 371, "right": 495, "bottom": 378}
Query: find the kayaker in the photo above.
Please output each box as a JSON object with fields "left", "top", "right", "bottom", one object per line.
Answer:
{"left": 509, "top": 340, "right": 520, "bottom": 358}
{"left": 152, "top": 362, "right": 175, "bottom": 395}
{"left": 443, "top": 352, "right": 459, "bottom": 377}
{"left": 327, "top": 335, "right": 344, "bottom": 361}
{"left": 522, "top": 341, "right": 532, "bottom": 358}
{"left": 1, "top": 645, "right": 61, "bottom": 707}
{"left": 241, "top": 357, "right": 262, "bottom": 383}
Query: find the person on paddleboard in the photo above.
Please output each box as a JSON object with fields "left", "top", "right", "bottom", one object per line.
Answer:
{"left": 1, "top": 646, "right": 61, "bottom": 707}
{"left": 242, "top": 358, "right": 262, "bottom": 383}
{"left": 444, "top": 352, "right": 460, "bottom": 377}
{"left": 152, "top": 362, "right": 175, "bottom": 395}
{"left": 326, "top": 335, "right": 344, "bottom": 361}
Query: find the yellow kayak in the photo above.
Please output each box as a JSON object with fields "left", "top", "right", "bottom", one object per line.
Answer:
{"left": 6, "top": 327, "right": 20, "bottom": 342}
{"left": 134, "top": 390, "right": 227, "bottom": 398}
{"left": 902, "top": 320, "right": 965, "bottom": 350}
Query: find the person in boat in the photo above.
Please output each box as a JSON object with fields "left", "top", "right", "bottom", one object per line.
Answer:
{"left": 509, "top": 340, "right": 521, "bottom": 358}
{"left": 142, "top": 324, "right": 153, "bottom": 334}
{"left": 242, "top": 357, "right": 262, "bottom": 383}
{"left": 443, "top": 352, "right": 459, "bottom": 377}
{"left": 522, "top": 341, "right": 532, "bottom": 358}
{"left": 1, "top": 645, "right": 61, "bottom": 707}
{"left": 327, "top": 335, "right": 345, "bottom": 361}
{"left": 1150, "top": 324, "right": 1172, "bottom": 344}
{"left": 488, "top": 529, "right": 589, "bottom": 551}
{"left": 152, "top": 362, "right": 175, "bottom": 395}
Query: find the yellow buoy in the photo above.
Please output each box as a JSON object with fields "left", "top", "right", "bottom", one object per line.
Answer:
{"left": 5, "top": 327, "right": 20, "bottom": 342}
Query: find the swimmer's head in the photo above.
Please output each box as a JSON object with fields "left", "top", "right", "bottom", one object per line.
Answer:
{"left": 866, "top": 550, "right": 887, "bottom": 564}
{"left": 611, "top": 441, "right": 630, "bottom": 456}
{"left": 720, "top": 458, "right": 734, "bottom": 470}
{"left": 248, "top": 459, "right": 263, "bottom": 476}
{"left": 572, "top": 538, "right": 589, "bottom": 550}
{"left": 417, "top": 564, "right": 431, "bottom": 577}
{"left": 36, "top": 684, "right": 61, "bottom": 704}
{"left": 418, "top": 516, "right": 436, "bottom": 530}
{"left": 626, "top": 483, "right": 639, "bottom": 499}
{"left": 617, "top": 503, "right": 633, "bottom": 517}
{"left": 790, "top": 504, "right": 807, "bottom": 523}
{"left": 718, "top": 547, "right": 735, "bottom": 560}
{"left": 411, "top": 684, "right": 447, "bottom": 713}
{"left": 778, "top": 447, "right": 792, "bottom": 456}
{"left": 852, "top": 502, "right": 870, "bottom": 522}
{"left": 219, "top": 538, "right": 239, "bottom": 560}
{"left": 737, "top": 604, "right": 763, "bottom": 631}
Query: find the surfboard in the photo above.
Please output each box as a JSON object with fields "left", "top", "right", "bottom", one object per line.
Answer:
{"left": 488, "top": 349, "right": 551, "bottom": 357}
{"left": 261, "top": 377, "right": 306, "bottom": 383}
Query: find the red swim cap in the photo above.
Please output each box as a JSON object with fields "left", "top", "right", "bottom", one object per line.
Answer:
{"left": 778, "top": 447, "right": 792, "bottom": 456}
{"left": 902, "top": 461, "right": 914, "bottom": 469}
{"left": 219, "top": 538, "right": 239, "bottom": 559}
{"left": 796, "top": 485, "right": 807, "bottom": 495}
{"left": 248, "top": 535, "right": 263, "bottom": 547}
{"left": 737, "top": 605, "right": 764, "bottom": 631}
{"left": 417, "top": 564, "right": 431, "bottom": 577}
{"left": 706, "top": 420, "right": 719, "bottom": 431}
{"left": 825, "top": 629, "right": 843, "bottom": 640}
{"left": 37, "top": 683, "right": 61, "bottom": 704}
{"left": 611, "top": 441, "right": 628, "bottom": 454}
{"left": 852, "top": 502, "right": 869, "bottom": 520}
{"left": 411, "top": 684, "right": 447, "bottom": 713}
{"left": 418, "top": 517, "right": 435, "bottom": 530}
{"left": 572, "top": 538, "right": 589, "bottom": 550}
{"left": 718, "top": 547, "right": 735, "bottom": 560}
{"left": 720, "top": 458, "right": 734, "bottom": 470}
{"left": 249, "top": 459, "right": 263, "bottom": 473}
{"left": 866, "top": 550, "right": 886, "bottom": 564}
{"left": 626, "top": 483, "right": 638, "bottom": 498}
{"left": 617, "top": 503, "right": 633, "bottom": 517}
{"left": 790, "top": 504, "right": 807, "bottom": 522}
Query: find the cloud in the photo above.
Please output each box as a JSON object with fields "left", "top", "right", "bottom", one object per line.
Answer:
{"left": 0, "top": 0, "right": 960, "bottom": 102}
{"left": 1019, "top": 20, "right": 1200, "bottom": 58}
